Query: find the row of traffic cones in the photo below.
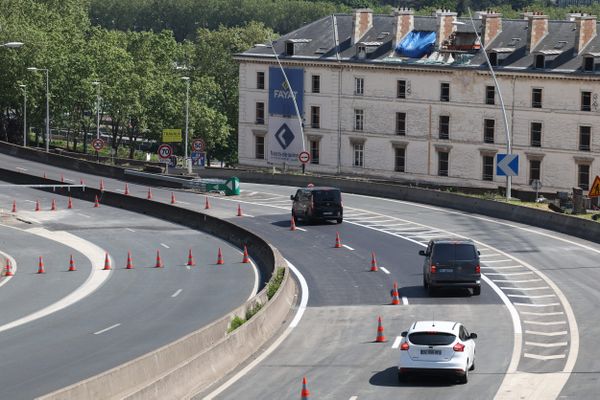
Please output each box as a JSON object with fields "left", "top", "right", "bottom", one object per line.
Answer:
{"left": 11, "top": 197, "right": 75, "bottom": 212}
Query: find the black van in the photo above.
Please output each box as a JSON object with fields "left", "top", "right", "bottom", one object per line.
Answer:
{"left": 291, "top": 187, "right": 343, "bottom": 224}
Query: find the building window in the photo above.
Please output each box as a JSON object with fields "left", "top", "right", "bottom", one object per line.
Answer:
{"left": 583, "top": 57, "right": 594, "bottom": 72}
{"left": 354, "top": 109, "right": 364, "bottom": 131}
{"left": 396, "top": 112, "right": 406, "bottom": 135}
{"left": 440, "top": 82, "right": 450, "bottom": 102}
{"left": 534, "top": 54, "right": 545, "bottom": 69}
{"left": 312, "top": 75, "right": 320, "bottom": 93}
{"left": 438, "top": 151, "right": 449, "bottom": 176}
{"left": 482, "top": 155, "right": 494, "bottom": 181}
{"left": 529, "top": 159, "right": 541, "bottom": 185}
{"left": 532, "top": 88, "right": 543, "bottom": 108}
{"left": 489, "top": 52, "right": 498, "bottom": 66}
{"left": 255, "top": 136, "right": 264, "bottom": 159}
{"left": 256, "top": 71, "right": 265, "bottom": 90}
{"left": 439, "top": 115, "right": 449, "bottom": 139}
{"left": 310, "top": 140, "right": 319, "bottom": 164}
{"left": 285, "top": 42, "right": 294, "bottom": 56}
{"left": 581, "top": 91, "right": 592, "bottom": 112}
{"left": 579, "top": 126, "right": 591, "bottom": 151}
{"left": 311, "top": 106, "right": 320, "bottom": 129}
{"left": 484, "top": 119, "right": 495, "bottom": 144}
{"left": 530, "top": 122, "right": 542, "bottom": 147}
{"left": 578, "top": 164, "right": 590, "bottom": 190}
{"left": 354, "top": 77, "right": 364, "bottom": 95}
{"left": 397, "top": 80, "right": 406, "bottom": 99}
{"left": 255, "top": 102, "right": 265, "bottom": 125}
{"left": 353, "top": 143, "right": 364, "bottom": 167}
{"left": 394, "top": 147, "right": 405, "bottom": 172}
{"left": 485, "top": 85, "right": 495, "bottom": 105}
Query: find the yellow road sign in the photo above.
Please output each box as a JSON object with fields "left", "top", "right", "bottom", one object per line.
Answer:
{"left": 589, "top": 175, "right": 600, "bottom": 197}
{"left": 162, "top": 129, "right": 182, "bottom": 143}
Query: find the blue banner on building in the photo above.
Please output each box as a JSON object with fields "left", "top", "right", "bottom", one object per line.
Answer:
{"left": 269, "top": 66, "right": 304, "bottom": 117}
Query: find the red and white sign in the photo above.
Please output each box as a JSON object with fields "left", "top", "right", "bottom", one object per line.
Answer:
{"left": 192, "top": 139, "right": 205, "bottom": 152}
{"left": 158, "top": 144, "right": 173, "bottom": 160}
{"left": 298, "top": 151, "right": 311, "bottom": 164}
{"left": 92, "top": 138, "right": 104, "bottom": 151}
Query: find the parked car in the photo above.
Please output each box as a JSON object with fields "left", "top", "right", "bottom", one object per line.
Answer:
{"left": 420, "top": 238, "right": 481, "bottom": 296}
{"left": 398, "top": 320, "right": 477, "bottom": 384}
{"left": 291, "top": 186, "right": 343, "bottom": 224}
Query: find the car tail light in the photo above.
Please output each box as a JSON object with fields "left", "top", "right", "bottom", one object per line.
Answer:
{"left": 430, "top": 265, "right": 436, "bottom": 273}
{"left": 475, "top": 264, "right": 480, "bottom": 274}
{"left": 400, "top": 342, "right": 409, "bottom": 351}
{"left": 453, "top": 343, "right": 465, "bottom": 352}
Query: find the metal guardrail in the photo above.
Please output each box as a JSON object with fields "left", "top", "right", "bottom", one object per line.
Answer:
{"left": 124, "top": 169, "right": 240, "bottom": 195}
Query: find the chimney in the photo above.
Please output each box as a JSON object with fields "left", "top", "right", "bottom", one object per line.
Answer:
{"left": 436, "top": 9, "right": 458, "bottom": 49}
{"left": 481, "top": 11, "right": 502, "bottom": 47}
{"left": 392, "top": 8, "right": 414, "bottom": 50}
{"left": 352, "top": 9, "right": 373, "bottom": 45}
{"left": 575, "top": 14, "right": 597, "bottom": 54}
{"left": 526, "top": 12, "right": 549, "bottom": 52}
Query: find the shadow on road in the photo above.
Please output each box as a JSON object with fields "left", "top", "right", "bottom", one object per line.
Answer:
{"left": 370, "top": 366, "right": 457, "bottom": 387}
{"left": 399, "top": 285, "right": 472, "bottom": 299}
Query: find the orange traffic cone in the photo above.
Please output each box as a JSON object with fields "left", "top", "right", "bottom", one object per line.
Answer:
{"left": 204, "top": 196, "right": 210, "bottom": 209}
{"left": 391, "top": 282, "right": 401, "bottom": 305}
{"left": 375, "top": 316, "right": 387, "bottom": 342}
{"left": 67, "top": 196, "right": 73, "bottom": 209}
{"left": 237, "top": 204, "right": 243, "bottom": 216}
{"left": 170, "top": 192, "right": 176, "bottom": 204}
{"left": 290, "top": 216, "right": 297, "bottom": 231}
{"left": 186, "top": 249, "right": 195, "bottom": 266}
{"left": 35, "top": 200, "right": 40, "bottom": 212}
{"left": 68, "top": 254, "right": 76, "bottom": 271}
{"left": 99, "top": 179, "right": 105, "bottom": 191}
{"left": 216, "top": 248, "right": 224, "bottom": 265}
{"left": 155, "top": 250, "right": 163, "bottom": 268}
{"left": 334, "top": 232, "right": 342, "bottom": 248}
{"left": 37, "top": 256, "right": 45, "bottom": 274}
{"left": 94, "top": 195, "right": 100, "bottom": 208}
{"left": 43, "top": 172, "right": 47, "bottom": 179}
{"left": 124, "top": 183, "right": 130, "bottom": 195}
{"left": 51, "top": 199, "right": 57, "bottom": 211}
{"left": 242, "top": 246, "right": 250, "bottom": 263}
{"left": 301, "top": 376, "right": 310, "bottom": 400}
{"left": 370, "top": 252, "right": 378, "bottom": 272}
{"left": 147, "top": 188, "right": 153, "bottom": 200}
{"left": 103, "top": 253, "right": 111, "bottom": 270}
{"left": 61, "top": 174, "right": 65, "bottom": 183}
{"left": 126, "top": 251, "right": 134, "bottom": 269}
{"left": 11, "top": 200, "right": 16, "bottom": 213}
{"left": 80, "top": 178, "right": 85, "bottom": 186}
{"left": 4, "top": 259, "right": 14, "bottom": 276}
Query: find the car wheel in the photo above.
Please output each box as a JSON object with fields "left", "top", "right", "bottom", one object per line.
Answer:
{"left": 428, "top": 285, "right": 436, "bottom": 296}
{"left": 292, "top": 211, "right": 298, "bottom": 224}
{"left": 398, "top": 371, "right": 408, "bottom": 383}
{"left": 473, "top": 286, "right": 481, "bottom": 296}
{"left": 458, "top": 365, "right": 468, "bottom": 384}
{"left": 336, "top": 217, "right": 343, "bottom": 224}
{"left": 423, "top": 276, "right": 429, "bottom": 289}
{"left": 469, "top": 360, "right": 475, "bottom": 371}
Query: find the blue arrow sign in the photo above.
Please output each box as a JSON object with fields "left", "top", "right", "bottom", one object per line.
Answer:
{"left": 496, "top": 154, "right": 519, "bottom": 176}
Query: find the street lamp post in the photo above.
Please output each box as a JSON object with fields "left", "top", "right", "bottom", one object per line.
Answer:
{"left": 0, "top": 42, "right": 24, "bottom": 48}
{"left": 27, "top": 67, "right": 50, "bottom": 153}
{"left": 181, "top": 76, "right": 190, "bottom": 173}
{"left": 19, "top": 84, "right": 26, "bottom": 147}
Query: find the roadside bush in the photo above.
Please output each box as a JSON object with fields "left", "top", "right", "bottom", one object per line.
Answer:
{"left": 228, "top": 315, "right": 245, "bottom": 333}
{"left": 267, "top": 267, "right": 285, "bottom": 300}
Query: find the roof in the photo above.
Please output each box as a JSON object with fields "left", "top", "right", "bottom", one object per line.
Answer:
{"left": 429, "top": 237, "right": 475, "bottom": 244}
{"left": 411, "top": 320, "right": 459, "bottom": 333}
{"left": 239, "top": 12, "right": 600, "bottom": 75}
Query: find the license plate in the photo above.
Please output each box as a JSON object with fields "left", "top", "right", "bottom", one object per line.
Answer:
{"left": 439, "top": 268, "right": 453, "bottom": 273}
{"left": 323, "top": 212, "right": 333, "bottom": 215}
{"left": 420, "top": 349, "right": 442, "bottom": 355}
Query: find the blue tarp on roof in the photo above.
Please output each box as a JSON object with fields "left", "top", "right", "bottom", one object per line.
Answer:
{"left": 396, "top": 31, "right": 436, "bottom": 58}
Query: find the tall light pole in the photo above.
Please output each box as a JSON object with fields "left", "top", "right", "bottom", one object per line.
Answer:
{"left": 181, "top": 76, "right": 190, "bottom": 172}
{"left": 27, "top": 67, "right": 50, "bottom": 152}
{"left": 0, "top": 42, "right": 24, "bottom": 48}
{"left": 92, "top": 81, "right": 101, "bottom": 139}
{"left": 19, "top": 84, "right": 27, "bottom": 147}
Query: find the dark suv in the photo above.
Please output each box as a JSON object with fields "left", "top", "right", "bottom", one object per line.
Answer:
{"left": 291, "top": 187, "right": 343, "bottom": 224}
{"left": 420, "top": 238, "right": 481, "bottom": 296}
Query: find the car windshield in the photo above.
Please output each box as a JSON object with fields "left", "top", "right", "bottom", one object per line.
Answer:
{"left": 312, "top": 190, "right": 340, "bottom": 202}
{"left": 432, "top": 243, "right": 477, "bottom": 263}
{"left": 409, "top": 332, "right": 456, "bottom": 346}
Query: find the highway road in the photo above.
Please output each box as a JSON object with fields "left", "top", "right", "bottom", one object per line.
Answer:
{"left": 0, "top": 182, "right": 257, "bottom": 399}
{"left": 1, "top": 153, "right": 598, "bottom": 399}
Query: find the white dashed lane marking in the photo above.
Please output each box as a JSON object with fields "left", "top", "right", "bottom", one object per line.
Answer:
{"left": 525, "top": 341, "right": 568, "bottom": 348}
{"left": 391, "top": 336, "right": 402, "bottom": 349}
{"left": 160, "top": 243, "right": 170, "bottom": 249}
{"left": 342, "top": 244, "right": 354, "bottom": 251}
{"left": 379, "top": 267, "right": 390, "bottom": 274}
{"left": 93, "top": 323, "right": 121, "bottom": 335}
{"left": 525, "top": 330, "right": 567, "bottom": 336}
{"left": 171, "top": 289, "right": 182, "bottom": 298}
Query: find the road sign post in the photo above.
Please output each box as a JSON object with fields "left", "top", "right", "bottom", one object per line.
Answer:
{"left": 531, "top": 179, "right": 542, "bottom": 200}
{"left": 158, "top": 144, "right": 173, "bottom": 174}
{"left": 298, "top": 151, "right": 310, "bottom": 174}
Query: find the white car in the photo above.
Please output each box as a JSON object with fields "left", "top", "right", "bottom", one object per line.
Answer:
{"left": 398, "top": 320, "right": 477, "bottom": 383}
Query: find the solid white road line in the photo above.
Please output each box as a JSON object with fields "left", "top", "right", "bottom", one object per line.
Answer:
{"left": 482, "top": 265, "right": 523, "bottom": 270}
{"left": 492, "top": 279, "right": 542, "bottom": 283}
{"left": 294, "top": 227, "right": 307, "bottom": 232}
{"left": 500, "top": 286, "right": 550, "bottom": 291}
{"left": 349, "top": 396, "right": 358, "bottom": 400}
{"left": 524, "top": 320, "right": 567, "bottom": 326}
{"left": 160, "top": 243, "right": 170, "bottom": 249}
{"left": 342, "top": 244, "right": 355, "bottom": 251}
{"left": 203, "top": 258, "right": 308, "bottom": 400}
{"left": 525, "top": 330, "right": 567, "bottom": 336}
{"left": 379, "top": 267, "right": 390, "bottom": 274}
{"left": 240, "top": 214, "right": 255, "bottom": 218}
{"left": 507, "top": 294, "right": 556, "bottom": 299}
{"left": 525, "top": 341, "right": 568, "bottom": 348}
{"left": 514, "top": 302, "right": 561, "bottom": 307}
{"left": 93, "top": 323, "right": 121, "bottom": 335}
{"left": 391, "top": 336, "right": 402, "bottom": 349}
{"left": 520, "top": 311, "right": 564, "bottom": 316}
{"left": 486, "top": 272, "right": 533, "bottom": 276}
{"left": 402, "top": 296, "right": 409, "bottom": 305}
{"left": 16, "top": 167, "right": 27, "bottom": 172}
{"left": 171, "top": 289, "right": 182, "bottom": 298}
{"left": 482, "top": 259, "right": 513, "bottom": 263}
{"left": 125, "top": 228, "right": 135, "bottom": 232}
{"left": 77, "top": 213, "right": 91, "bottom": 218}
{"left": 524, "top": 353, "right": 566, "bottom": 360}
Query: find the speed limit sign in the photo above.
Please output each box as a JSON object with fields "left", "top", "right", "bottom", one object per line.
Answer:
{"left": 158, "top": 144, "right": 173, "bottom": 160}
{"left": 92, "top": 138, "right": 104, "bottom": 151}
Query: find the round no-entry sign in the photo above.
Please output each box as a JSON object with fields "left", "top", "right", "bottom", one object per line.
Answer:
{"left": 92, "top": 138, "right": 104, "bottom": 151}
{"left": 158, "top": 144, "right": 173, "bottom": 160}
{"left": 298, "top": 151, "right": 311, "bottom": 164}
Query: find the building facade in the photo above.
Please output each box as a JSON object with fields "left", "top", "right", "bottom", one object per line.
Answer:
{"left": 236, "top": 9, "right": 600, "bottom": 193}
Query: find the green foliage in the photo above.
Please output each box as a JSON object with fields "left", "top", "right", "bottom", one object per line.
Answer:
{"left": 245, "top": 302, "right": 263, "bottom": 320}
{"left": 267, "top": 267, "right": 285, "bottom": 300}
{"left": 227, "top": 315, "right": 246, "bottom": 333}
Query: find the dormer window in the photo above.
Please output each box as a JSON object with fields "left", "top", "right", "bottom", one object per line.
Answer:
{"left": 489, "top": 52, "right": 498, "bottom": 66}
{"left": 285, "top": 41, "right": 294, "bottom": 56}
{"left": 535, "top": 54, "right": 545, "bottom": 69}
{"left": 357, "top": 45, "right": 367, "bottom": 59}
{"left": 584, "top": 56, "right": 594, "bottom": 72}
